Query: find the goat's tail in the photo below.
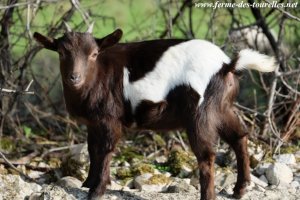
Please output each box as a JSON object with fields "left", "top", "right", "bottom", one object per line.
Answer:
{"left": 234, "top": 49, "right": 277, "bottom": 72}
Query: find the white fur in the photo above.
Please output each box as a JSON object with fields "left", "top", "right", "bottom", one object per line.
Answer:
{"left": 236, "top": 49, "right": 277, "bottom": 72}
{"left": 123, "top": 40, "right": 230, "bottom": 111}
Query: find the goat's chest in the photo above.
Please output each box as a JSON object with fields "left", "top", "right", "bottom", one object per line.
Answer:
{"left": 122, "top": 39, "right": 230, "bottom": 113}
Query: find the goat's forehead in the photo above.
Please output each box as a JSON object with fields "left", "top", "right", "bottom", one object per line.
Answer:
{"left": 57, "top": 32, "right": 97, "bottom": 51}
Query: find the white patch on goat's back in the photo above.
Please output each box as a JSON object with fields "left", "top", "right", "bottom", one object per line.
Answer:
{"left": 123, "top": 39, "right": 230, "bottom": 111}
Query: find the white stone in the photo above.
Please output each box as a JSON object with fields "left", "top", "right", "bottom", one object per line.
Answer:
{"left": 69, "top": 143, "right": 89, "bottom": 164}
{"left": 163, "top": 172, "right": 172, "bottom": 177}
{"left": 266, "top": 163, "right": 293, "bottom": 185}
{"left": 29, "top": 184, "right": 87, "bottom": 200}
{"left": 154, "top": 169, "right": 161, "bottom": 174}
{"left": 28, "top": 170, "right": 45, "bottom": 179}
{"left": 259, "top": 175, "right": 269, "bottom": 185}
{"left": 250, "top": 174, "right": 268, "bottom": 188}
{"left": 108, "top": 180, "right": 123, "bottom": 190}
{"left": 122, "top": 161, "right": 130, "bottom": 167}
{"left": 255, "top": 162, "right": 272, "bottom": 175}
{"left": 248, "top": 181, "right": 255, "bottom": 190}
{"left": 183, "top": 178, "right": 191, "bottom": 185}
{"left": 56, "top": 176, "right": 82, "bottom": 188}
{"left": 190, "top": 177, "right": 199, "bottom": 189}
{"left": 178, "top": 165, "right": 193, "bottom": 178}
{"left": 255, "top": 184, "right": 266, "bottom": 192}
{"left": 0, "top": 174, "right": 42, "bottom": 200}
{"left": 214, "top": 172, "right": 236, "bottom": 188}
{"left": 167, "top": 178, "right": 196, "bottom": 193}
{"left": 290, "top": 181, "right": 299, "bottom": 188}
{"left": 274, "top": 154, "right": 296, "bottom": 165}
{"left": 155, "top": 155, "right": 167, "bottom": 163}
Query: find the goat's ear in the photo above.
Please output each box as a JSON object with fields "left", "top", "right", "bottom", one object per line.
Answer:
{"left": 33, "top": 32, "right": 57, "bottom": 51}
{"left": 96, "top": 29, "right": 122, "bottom": 50}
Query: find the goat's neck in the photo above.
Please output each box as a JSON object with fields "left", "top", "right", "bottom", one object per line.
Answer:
{"left": 63, "top": 63, "right": 123, "bottom": 124}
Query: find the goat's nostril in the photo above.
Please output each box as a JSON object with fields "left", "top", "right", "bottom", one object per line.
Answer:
{"left": 70, "top": 74, "right": 81, "bottom": 83}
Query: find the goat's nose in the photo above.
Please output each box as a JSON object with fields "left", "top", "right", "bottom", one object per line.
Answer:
{"left": 70, "top": 74, "right": 81, "bottom": 83}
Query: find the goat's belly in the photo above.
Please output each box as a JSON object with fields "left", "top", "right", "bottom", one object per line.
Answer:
{"left": 127, "top": 85, "right": 201, "bottom": 130}
{"left": 123, "top": 39, "right": 230, "bottom": 112}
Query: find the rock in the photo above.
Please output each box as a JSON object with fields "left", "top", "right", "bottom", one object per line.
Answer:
{"left": 255, "top": 184, "right": 266, "bottom": 192}
{"left": 167, "top": 178, "right": 196, "bottom": 193}
{"left": 123, "top": 178, "right": 134, "bottom": 189}
{"left": 163, "top": 172, "right": 172, "bottom": 177}
{"left": 259, "top": 175, "right": 268, "bottom": 185}
{"left": 61, "top": 143, "right": 90, "bottom": 181}
{"left": 121, "top": 161, "right": 131, "bottom": 167}
{"left": 108, "top": 180, "right": 124, "bottom": 190}
{"left": 215, "top": 149, "right": 235, "bottom": 167}
{"left": 134, "top": 173, "right": 170, "bottom": 192}
{"left": 0, "top": 174, "right": 42, "bottom": 200}
{"left": 290, "top": 181, "right": 299, "bottom": 188}
{"left": 116, "top": 167, "right": 132, "bottom": 179}
{"left": 248, "top": 180, "right": 255, "bottom": 190}
{"left": 29, "top": 184, "right": 88, "bottom": 200}
{"left": 56, "top": 176, "right": 82, "bottom": 188}
{"left": 167, "top": 150, "right": 197, "bottom": 176}
{"left": 266, "top": 163, "right": 293, "bottom": 185}
{"left": 190, "top": 177, "right": 199, "bottom": 189}
{"left": 274, "top": 154, "right": 296, "bottom": 165}
{"left": 132, "top": 163, "right": 155, "bottom": 176}
{"left": 250, "top": 174, "right": 268, "bottom": 188}
{"left": 255, "top": 162, "right": 272, "bottom": 176}
{"left": 178, "top": 165, "right": 193, "bottom": 178}
{"left": 214, "top": 171, "right": 236, "bottom": 189}
{"left": 248, "top": 141, "right": 266, "bottom": 168}
{"left": 153, "top": 169, "right": 162, "bottom": 175}
{"left": 295, "top": 151, "right": 300, "bottom": 159}
{"left": 27, "top": 170, "right": 45, "bottom": 179}
{"left": 155, "top": 155, "right": 167, "bottom": 163}
{"left": 69, "top": 143, "right": 89, "bottom": 164}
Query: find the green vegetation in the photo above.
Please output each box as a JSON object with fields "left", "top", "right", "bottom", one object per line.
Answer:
{"left": 167, "top": 149, "right": 197, "bottom": 175}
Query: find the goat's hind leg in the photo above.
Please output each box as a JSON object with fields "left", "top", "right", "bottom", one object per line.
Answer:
{"left": 231, "top": 135, "right": 250, "bottom": 199}
{"left": 219, "top": 114, "right": 250, "bottom": 199}
{"left": 187, "top": 121, "right": 216, "bottom": 200}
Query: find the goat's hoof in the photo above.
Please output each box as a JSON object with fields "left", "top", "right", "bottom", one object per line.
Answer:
{"left": 232, "top": 181, "right": 249, "bottom": 199}
{"left": 232, "top": 192, "right": 243, "bottom": 199}
{"left": 88, "top": 190, "right": 103, "bottom": 200}
{"left": 232, "top": 187, "right": 247, "bottom": 199}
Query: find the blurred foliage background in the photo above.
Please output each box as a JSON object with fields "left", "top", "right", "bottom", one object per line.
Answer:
{"left": 0, "top": 0, "right": 299, "bottom": 177}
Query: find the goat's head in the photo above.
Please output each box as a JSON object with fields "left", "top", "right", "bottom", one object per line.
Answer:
{"left": 33, "top": 26, "right": 123, "bottom": 89}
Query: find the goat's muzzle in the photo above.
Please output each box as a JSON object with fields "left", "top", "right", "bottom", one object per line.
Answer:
{"left": 69, "top": 73, "right": 82, "bottom": 85}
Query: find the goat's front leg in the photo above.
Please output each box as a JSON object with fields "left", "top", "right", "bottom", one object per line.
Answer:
{"left": 82, "top": 122, "right": 121, "bottom": 199}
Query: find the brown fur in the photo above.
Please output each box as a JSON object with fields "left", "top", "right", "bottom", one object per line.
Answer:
{"left": 33, "top": 30, "right": 250, "bottom": 200}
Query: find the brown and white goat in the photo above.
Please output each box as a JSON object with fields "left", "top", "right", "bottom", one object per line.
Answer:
{"left": 33, "top": 26, "right": 276, "bottom": 200}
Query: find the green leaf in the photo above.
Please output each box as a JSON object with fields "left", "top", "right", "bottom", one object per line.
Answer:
{"left": 23, "top": 126, "right": 32, "bottom": 138}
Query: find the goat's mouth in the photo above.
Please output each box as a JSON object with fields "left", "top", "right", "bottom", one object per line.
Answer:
{"left": 67, "top": 80, "right": 85, "bottom": 89}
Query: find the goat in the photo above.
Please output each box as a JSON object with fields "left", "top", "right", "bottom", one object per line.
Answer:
{"left": 33, "top": 26, "right": 276, "bottom": 200}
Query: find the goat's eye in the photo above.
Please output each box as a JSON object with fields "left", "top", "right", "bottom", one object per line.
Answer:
{"left": 90, "top": 51, "right": 98, "bottom": 59}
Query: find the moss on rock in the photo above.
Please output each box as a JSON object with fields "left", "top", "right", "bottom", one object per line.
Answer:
{"left": 132, "top": 163, "right": 155, "bottom": 176}
{"left": 116, "top": 167, "right": 133, "bottom": 179}
{"left": 145, "top": 174, "right": 170, "bottom": 185}
{"left": 167, "top": 150, "right": 197, "bottom": 176}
